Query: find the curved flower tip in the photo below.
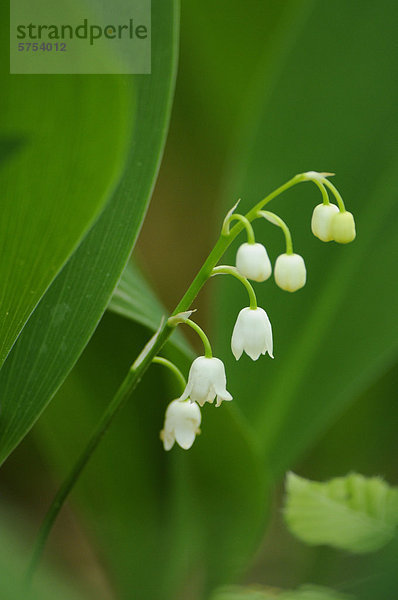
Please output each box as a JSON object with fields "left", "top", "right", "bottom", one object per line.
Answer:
{"left": 274, "top": 253, "right": 306, "bottom": 292}
{"left": 179, "top": 356, "right": 232, "bottom": 408}
{"left": 231, "top": 307, "right": 273, "bottom": 361}
{"left": 160, "top": 399, "right": 201, "bottom": 451}
{"left": 236, "top": 242, "right": 272, "bottom": 282}
{"left": 311, "top": 203, "right": 339, "bottom": 242}
{"left": 331, "top": 211, "right": 356, "bottom": 244}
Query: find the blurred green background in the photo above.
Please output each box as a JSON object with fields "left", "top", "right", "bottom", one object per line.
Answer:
{"left": 1, "top": 0, "right": 398, "bottom": 598}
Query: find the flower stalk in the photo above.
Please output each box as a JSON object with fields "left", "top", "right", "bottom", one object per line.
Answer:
{"left": 152, "top": 356, "right": 187, "bottom": 394}
{"left": 26, "top": 171, "right": 348, "bottom": 581}
{"left": 211, "top": 265, "right": 258, "bottom": 309}
{"left": 257, "top": 210, "right": 293, "bottom": 255}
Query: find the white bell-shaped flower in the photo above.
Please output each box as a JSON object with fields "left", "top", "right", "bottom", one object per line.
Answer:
{"left": 311, "top": 203, "right": 339, "bottom": 242}
{"left": 236, "top": 242, "right": 272, "bottom": 282}
{"left": 160, "top": 399, "right": 201, "bottom": 451}
{"left": 179, "top": 356, "right": 232, "bottom": 407}
{"left": 330, "top": 211, "right": 356, "bottom": 244}
{"left": 231, "top": 307, "right": 273, "bottom": 361}
{"left": 274, "top": 253, "right": 306, "bottom": 292}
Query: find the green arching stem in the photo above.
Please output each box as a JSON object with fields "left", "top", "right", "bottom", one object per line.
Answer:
{"left": 257, "top": 210, "right": 294, "bottom": 255}
{"left": 152, "top": 356, "right": 186, "bottom": 394}
{"left": 211, "top": 266, "right": 257, "bottom": 309}
{"left": 26, "top": 172, "right": 328, "bottom": 580}
{"left": 222, "top": 213, "right": 256, "bottom": 244}
{"left": 180, "top": 318, "right": 213, "bottom": 358}
{"left": 312, "top": 179, "right": 330, "bottom": 205}
{"left": 321, "top": 177, "right": 346, "bottom": 211}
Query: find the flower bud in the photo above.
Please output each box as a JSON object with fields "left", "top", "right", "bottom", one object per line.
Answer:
{"left": 330, "top": 211, "right": 356, "bottom": 244}
{"left": 274, "top": 253, "right": 306, "bottom": 292}
{"left": 236, "top": 242, "right": 272, "bottom": 282}
{"left": 311, "top": 203, "right": 339, "bottom": 242}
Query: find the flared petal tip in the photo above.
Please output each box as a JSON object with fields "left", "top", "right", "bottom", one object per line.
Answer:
{"left": 232, "top": 346, "right": 243, "bottom": 360}
{"left": 247, "top": 350, "right": 261, "bottom": 361}
{"left": 175, "top": 428, "right": 196, "bottom": 450}
{"left": 215, "top": 391, "right": 233, "bottom": 407}
{"left": 160, "top": 430, "right": 175, "bottom": 451}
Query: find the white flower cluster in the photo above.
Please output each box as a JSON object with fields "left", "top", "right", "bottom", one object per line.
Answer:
{"left": 160, "top": 173, "right": 356, "bottom": 451}
{"left": 311, "top": 204, "right": 356, "bottom": 243}
{"left": 160, "top": 356, "right": 232, "bottom": 451}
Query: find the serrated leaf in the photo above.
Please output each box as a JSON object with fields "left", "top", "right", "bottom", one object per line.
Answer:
{"left": 284, "top": 472, "right": 398, "bottom": 553}
{"left": 0, "top": 0, "right": 179, "bottom": 465}
{"left": 0, "top": 2, "right": 129, "bottom": 368}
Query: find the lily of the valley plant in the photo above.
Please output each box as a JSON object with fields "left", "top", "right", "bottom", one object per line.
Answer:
{"left": 28, "top": 170, "right": 356, "bottom": 579}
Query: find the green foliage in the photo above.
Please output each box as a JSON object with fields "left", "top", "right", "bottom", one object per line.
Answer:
{"left": 284, "top": 472, "right": 398, "bottom": 553}
{"left": 0, "top": 2, "right": 130, "bottom": 369}
{"left": 0, "top": 0, "right": 179, "bottom": 465}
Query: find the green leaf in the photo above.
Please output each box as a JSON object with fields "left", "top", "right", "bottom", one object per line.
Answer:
{"left": 215, "top": 0, "right": 398, "bottom": 476}
{"left": 108, "top": 261, "right": 194, "bottom": 357}
{"left": 210, "top": 585, "right": 352, "bottom": 600}
{"left": 284, "top": 472, "right": 398, "bottom": 553}
{"left": 0, "top": 3, "right": 130, "bottom": 368}
{"left": 0, "top": 0, "right": 179, "bottom": 465}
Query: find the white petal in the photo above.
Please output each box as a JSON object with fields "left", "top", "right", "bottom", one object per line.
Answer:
{"left": 179, "top": 380, "right": 192, "bottom": 402}
{"left": 231, "top": 320, "right": 244, "bottom": 360}
{"left": 215, "top": 390, "right": 233, "bottom": 407}
{"left": 161, "top": 428, "right": 175, "bottom": 451}
{"left": 175, "top": 427, "right": 196, "bottom": 450}
{"left": 210, "top": 357, "right": 228, "bottom": 388}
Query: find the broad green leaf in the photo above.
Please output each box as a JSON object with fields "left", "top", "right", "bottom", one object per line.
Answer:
{"left": 215, "top": 0, "right": 398, "bottom": 476}
{"left": 36, "top": 313, "right": 267, "bottom": 599}
{"left": 108, "top": 261, "right": 194, "bottom": 357}
{"left": 0, "top": 0, "right": 179, "bottom": 464}
{"left": 284, "top": 473, "right": 398, "bottom": 553}
{"left": 210, "top": 585, "right": 352, "bottom": 600}
{"left": 0, "top": 3, "right": 129, "bottom": 367}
